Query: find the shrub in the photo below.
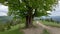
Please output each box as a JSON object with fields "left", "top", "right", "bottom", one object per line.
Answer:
{"left": 42, "top": 29, "right": 50, "bottom": 34}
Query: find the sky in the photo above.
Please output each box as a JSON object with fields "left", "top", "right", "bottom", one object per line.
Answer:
{"left": 49, "top": 1, "right": 60, "bottom": 16}
{"left": 0, "top": 4, "right": 8, "bottom": 16}
{"left": 0, "top": 1, "right": 60, "bottom": 16}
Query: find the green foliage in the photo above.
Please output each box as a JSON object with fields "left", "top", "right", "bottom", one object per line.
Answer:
{"left": 0, "top": 0, "right": 58, "bottom": 27}
{"left": 0, "top": 0, "right": 6, "bottom": 3}
{"left": 0, "top": 22, "right": 11, "bottom": 31}
{"left": 0, "top": 0, "right": 58, "bottom": 20}
{"left": 40, "top": 21, "right": 60, "bottom": 27}
{"left": 42, "top": 29, "right": 50, "bottom": 34}
{"left": 0, "top": 25, "right": 5, "bottom": 32}
{"left": 0, "top": 24, "right": 24, "bottom": 34}
{"left": 7, "top": 0, "right": 58, "bottom": 17}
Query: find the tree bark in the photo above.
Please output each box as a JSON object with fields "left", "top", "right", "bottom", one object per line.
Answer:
{"left": 26, "top": 16, "right": 33, "bottom": 28}
{"left": 25, "top": 8, "right": 33, "bottom": 28}
{"left": 25, "top": 5, "right": 34, "bottom": 28}
{"left": 25, "top": 15, "right": 33, "bottom": 28}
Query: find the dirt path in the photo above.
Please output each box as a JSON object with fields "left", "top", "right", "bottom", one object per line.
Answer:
{"left": 47, "top": 26, "right": 60, "bottom": 34}
{"left": 36, "top": 21, "right": 60, "bottom": 34}
{"left": 22, "top": 27, "right": 44, "bottom": 34}
{"left": 22, "top": 21, "right": 60, "bottom": 34}
{"left": 22, "top": 21, "right": 44, "bottom": 34}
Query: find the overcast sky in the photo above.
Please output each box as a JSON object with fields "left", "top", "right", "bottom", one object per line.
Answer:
{"left": 49, "top": 1, "right": 60, "bottom": 16}
{"left": 0, "top": 1, "right": 60, "bottom": 16}
{"left": 0, "top": 4, "right": 8, "bottom": 16}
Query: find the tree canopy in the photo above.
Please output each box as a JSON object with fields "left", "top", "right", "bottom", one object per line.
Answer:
{"left": 7, "top": 0, "right": 58, "bottom": 17}
{"left": 0, "top": 0, "right": 58, "bottom": 17}
{"left": 0, "top": 0, "right": 58, "bottom": 27}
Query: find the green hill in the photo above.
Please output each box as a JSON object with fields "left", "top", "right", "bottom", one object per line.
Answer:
{"left": 0, "top": 16, "right": 13, "bottom": 24}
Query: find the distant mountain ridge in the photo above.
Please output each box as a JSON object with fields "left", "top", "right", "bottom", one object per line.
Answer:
{"left": 0, "top": 16, "right": 13, "bottom": 23}
{"left": 50, "top": 16, "right": 60, "bottom": 22}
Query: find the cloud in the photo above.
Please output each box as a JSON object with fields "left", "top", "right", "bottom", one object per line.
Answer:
{"left": 0, "top": 4, "right": 8, "bottom": 16}
{"left": 50, "top": 1, "right": 60, "bottom": 16}
{"left": 0, "top": 12, "right": 7, "bottom": 16}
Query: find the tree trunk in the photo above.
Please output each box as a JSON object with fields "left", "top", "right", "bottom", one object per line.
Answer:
{"left": 25, "top": 5, "right": 34, "bottom": 28}
{"left": 25, "top": 8, "right": 33, "bottom": 28}
{"left": 25, "top": 15, "right": 33, "bottom": 28}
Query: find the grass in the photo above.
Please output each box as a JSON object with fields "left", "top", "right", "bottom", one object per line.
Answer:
{"left": 0, "top": 23, "right": 25, "bottom": 34}
{"left": 42, "top": 29, "right": 50, "bottom": 34}
{"left": 1, "top": 20, "right": 60, "bottom": 34}
{"left": 0, "top": 29, "right": 23, "bottom": 34}
{"left": 40, "top": 21, "right": 60, "bottom": 27}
